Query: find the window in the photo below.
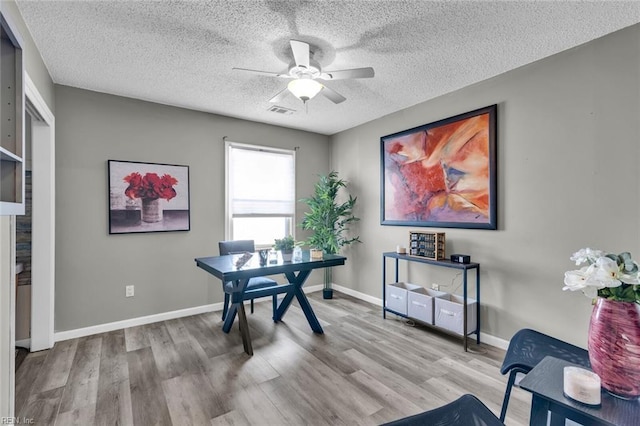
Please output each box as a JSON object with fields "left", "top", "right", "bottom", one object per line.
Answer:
{"left": 226, "top": 141, "right": 295, "bottom": 247}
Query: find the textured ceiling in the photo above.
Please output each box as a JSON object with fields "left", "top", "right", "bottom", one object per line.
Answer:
{"left": 16, "top": 1, "right": 640, "bottom": 135}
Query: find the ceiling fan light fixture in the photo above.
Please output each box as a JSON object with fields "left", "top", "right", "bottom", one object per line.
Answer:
{"left": 287, "top": 78, "right": 322, "bottom": 102}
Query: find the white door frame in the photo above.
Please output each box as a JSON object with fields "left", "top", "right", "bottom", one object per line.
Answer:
{"left": 25, "top": 73, "right": 55, "bottom": 352}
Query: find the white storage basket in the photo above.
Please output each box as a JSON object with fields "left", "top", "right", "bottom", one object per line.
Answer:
{"left": 434, "top": 294, "right": 477, "bottom": 335}
{"left": 385, "top": 282, "right": 422, "bottom": 316}
{"left": 407, "top": 287, "right": 448, "bottom": 325}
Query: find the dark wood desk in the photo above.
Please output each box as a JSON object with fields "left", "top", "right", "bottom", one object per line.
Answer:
{"left": 195, "top": 251, "right": 346, "bottom": 355}
{"left": 519, "top": 356, "right": 640, "bottom": 426}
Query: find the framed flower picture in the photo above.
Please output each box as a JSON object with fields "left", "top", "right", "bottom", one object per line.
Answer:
{"left": 381, "top": 105, "right": 497, "bottom": 229}
{"left": 108, "top": 160, "right": 190, "bottom": 234}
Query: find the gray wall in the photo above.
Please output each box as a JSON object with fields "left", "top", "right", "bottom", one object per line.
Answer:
{"left": 54, "top": 86, "right": 330, "bottom": 331}
{"left": 329, "top": 24, "right": 640, "bottom": 348}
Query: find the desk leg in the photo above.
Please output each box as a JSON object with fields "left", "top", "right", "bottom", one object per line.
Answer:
{"left": 275, "top": 270, "right": 322, "bottom": 333}
{"left": 222, "top": 278, "right": 245, "bottom": 333}
{"left": 221, "top": 278, "right": 253, "bottom": 356}
{"left": 222, "top": 303, "right": 238, "bottom": 333}
{"left": 273, "top": 290, "right": 295, "bottom": 322}
{"left": 294, "top": 285, "right": 323, "bottom": 334}
{"left": 236, "top": 302, "right": 253, "bottom": 356}
{"left": 529, "top": 396, "right": 550, "bottom": 426}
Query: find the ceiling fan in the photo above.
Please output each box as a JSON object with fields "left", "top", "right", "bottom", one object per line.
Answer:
{"left": 233, "top": 40, "right": 374, "bottom": 105}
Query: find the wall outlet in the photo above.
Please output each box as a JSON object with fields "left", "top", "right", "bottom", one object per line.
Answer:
{"left": 431, "top": 283, "right": 440, "bottom": 291}
{"left": 125, "top": 285, "right": 135, "bottom": 298}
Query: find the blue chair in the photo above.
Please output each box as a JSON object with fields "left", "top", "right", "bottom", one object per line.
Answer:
{"left": 499, "top": 328, "right": 590, "bottom": 422}
{"left": 219, "top": 240, "right": 278, "bottom": 320}
{"left": 382, "top": 394, "right": 503, "bottom": 426}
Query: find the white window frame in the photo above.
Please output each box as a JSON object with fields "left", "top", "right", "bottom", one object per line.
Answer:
{"left": 225, "top": 141, "right": 296, "bottom": 249}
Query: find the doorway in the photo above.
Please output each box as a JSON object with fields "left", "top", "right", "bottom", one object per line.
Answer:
{"left": 13, "top": 113, "right": 31, "bottom": 368}
{"left": 24, "top": 75, "right": 55, "bottom": 353}
{"left": 8, "top": 74, "right": 55, "bottom": 417}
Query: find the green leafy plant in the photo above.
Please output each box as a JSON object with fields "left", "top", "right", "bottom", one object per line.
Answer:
{"left": 273, "top": 235, "right": 296, "bottom": 253}
{"left": 300, "top": 172, "right": 361, "bottom": 292}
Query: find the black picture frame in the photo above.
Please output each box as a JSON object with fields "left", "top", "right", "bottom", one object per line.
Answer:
{"left": 108, "top": 160, "right": 190, "bottom": 234}
{"left": 380, "top": 105, "right": 497, "bottom": 229}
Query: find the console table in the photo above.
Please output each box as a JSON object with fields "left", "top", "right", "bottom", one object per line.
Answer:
{"left": 382, "top": 252, "right": 480, "bottom": 351}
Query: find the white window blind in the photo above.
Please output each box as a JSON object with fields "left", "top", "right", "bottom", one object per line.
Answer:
{"left": 226, "top": 141, "right": 295, "bottom": 245}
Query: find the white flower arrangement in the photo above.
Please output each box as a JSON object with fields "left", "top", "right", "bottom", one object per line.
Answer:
{"left": 563, "top": 248, "right": 640, "bottom": 302}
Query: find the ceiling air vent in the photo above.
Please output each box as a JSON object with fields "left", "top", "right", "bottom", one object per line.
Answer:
{"left": 267, "top": 105, "right": 296, "bottom": 115}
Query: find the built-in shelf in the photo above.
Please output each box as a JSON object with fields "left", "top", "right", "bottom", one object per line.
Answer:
{"left": 0, "top": 12, "right": 25, "bottom": 215}
{"left": 0, "top": 146, "right": 21, "bottom": 162}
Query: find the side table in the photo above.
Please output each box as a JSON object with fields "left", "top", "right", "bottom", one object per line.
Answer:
{"left": 518, "top": 356, "right": 640, "bottom": 426}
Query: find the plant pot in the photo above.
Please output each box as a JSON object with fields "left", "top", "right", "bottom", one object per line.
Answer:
{"left": 281, "top": 251, "right": 293, "bottom": 262}
{"left": 141, "top": 198, "right": 162, "bottom": 223}
{"left": 588, "top": 297, "right": 640, "bottom": 399}
{"left": 322, "top": 267, "right": 333, "bottom": 299}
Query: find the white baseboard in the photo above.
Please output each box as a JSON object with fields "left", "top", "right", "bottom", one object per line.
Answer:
{"left": 54, "top": 303, "right": 223, "bottom": 342}
{"left": 54, "top": 285, "right": 324, "bottom": 342}
{"left": 331, "top": 284, "right": 509, "bottom": 350}
{"left": 303, "top": 284, "right": 323, "bottom": 293}
{"left": 15, "top": 339, "right": 30, "bottom": 349}
{"left": 477, "top": 332, "right": 509, "bottom": 350}
{"left": 333, "top": 283, "right": 383, "bottom": 306}
{"left": 52, "top": 284, "right": 509, "bottom": 350}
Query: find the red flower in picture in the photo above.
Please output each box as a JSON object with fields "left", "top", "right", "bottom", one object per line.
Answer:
{"left": 124, "top": 172, "right": 178, "bottom": 201}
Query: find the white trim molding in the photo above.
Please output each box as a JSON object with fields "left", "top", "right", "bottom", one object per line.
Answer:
{"left": 333, "top": 283, "right": 382, "bottom": 307}
{"left": 25, "top": 72, "right": 55, "bottom": 352}
{"left": 15, "top": 339, "right": 30, "bottom": 349}
{"left": 55, "top": 285, "right": 325, "bottom": 342}
{"left": 52, "top": 283, "right": 510, "bottom": 350}
{"left": 55, "top": 303, "right": 222, "bottom": 342}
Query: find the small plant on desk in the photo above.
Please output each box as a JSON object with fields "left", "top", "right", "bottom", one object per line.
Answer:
{"left": 274, "top": 236, "right": 296, "bottom": 261}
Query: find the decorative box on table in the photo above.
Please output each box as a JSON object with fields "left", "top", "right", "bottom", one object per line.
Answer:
{"left": 409, "top": 231, "right": 446, "bottom": 260}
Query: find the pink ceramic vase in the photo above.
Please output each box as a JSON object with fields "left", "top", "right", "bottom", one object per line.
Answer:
{"left": 588, "top": 297, "right": 640, "bottom": 399}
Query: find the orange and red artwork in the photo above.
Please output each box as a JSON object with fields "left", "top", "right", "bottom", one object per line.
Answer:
{"left": 381, "top": 105, "right": 496, "bottom": 229}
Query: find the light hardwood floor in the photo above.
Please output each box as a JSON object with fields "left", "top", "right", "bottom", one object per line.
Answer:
{"left": 16, "top": 292, "right": 531, "bottom": 425}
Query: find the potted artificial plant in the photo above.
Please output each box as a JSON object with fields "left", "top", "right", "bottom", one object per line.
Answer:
{"left": 274, "top": 235, "right": 296, "bottom": 262}
{"left": 300, "top": 171, "right": 361, "bottom": 299}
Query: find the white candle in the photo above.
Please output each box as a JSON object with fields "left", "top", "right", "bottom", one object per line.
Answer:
{"left": 563, "top": 366, "right": 601, "bottom": 406}
{"left": 396, "top": 245, "right": 406, "bottom": 254}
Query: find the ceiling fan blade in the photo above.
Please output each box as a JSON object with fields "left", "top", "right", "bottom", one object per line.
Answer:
{"left": 232, "top": 67, "right": 290, "bottom": 78}
{"left": 290, "top": 40, "right": 310, "bottom": 69}
{"left": 269, "top": 87, "right": 290, "bottom": 103}
{"left": 319, "top": 67, "right": 375, "bottom": 80}
{"left": 320, "top": 85, "right": 346, "bottom": 104}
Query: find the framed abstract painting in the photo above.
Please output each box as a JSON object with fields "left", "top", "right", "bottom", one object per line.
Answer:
{"left": 108, "top": 160, "right": 190, "bottom": 234}
{"left": 381, "top": 105, "right": 497, "bottom": 229}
